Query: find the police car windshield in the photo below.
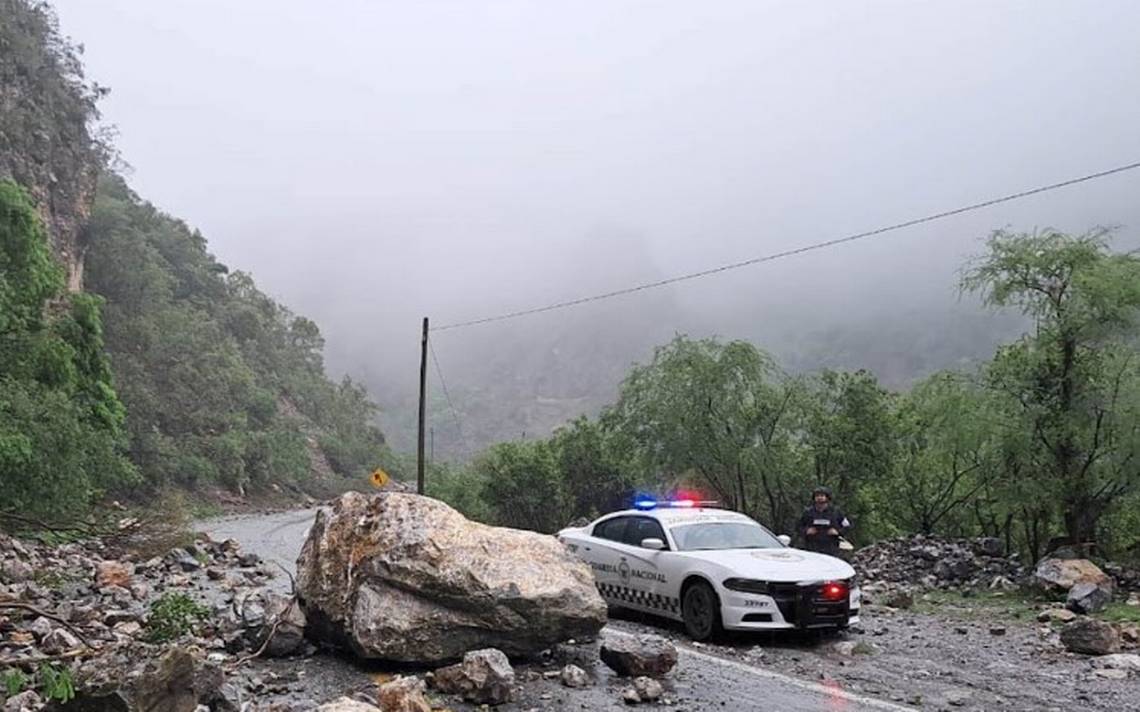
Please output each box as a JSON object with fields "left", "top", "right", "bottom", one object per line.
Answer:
{"left": 670, "top": 522, "right": 782, "bottom": 551}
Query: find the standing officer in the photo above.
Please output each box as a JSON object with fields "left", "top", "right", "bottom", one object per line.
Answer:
{"left": 798, "top": 486, "right": 851, "bottom": 557}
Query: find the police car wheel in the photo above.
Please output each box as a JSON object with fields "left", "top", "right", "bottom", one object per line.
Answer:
{"left": 682, "top": 581, "right": 722, "bottom": 641}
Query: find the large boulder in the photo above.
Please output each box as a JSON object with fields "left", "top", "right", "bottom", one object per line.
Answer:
{"left": 1034, "top": 557, "right": 1113, "bottom": 593}
{"left": 296, "top": 492, "right": 606, "bottom": 663}
{"left": 1060, "top": 618, "right": 1121, "bottom": 655}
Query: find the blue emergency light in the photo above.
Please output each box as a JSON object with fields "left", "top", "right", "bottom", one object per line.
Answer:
{"left": 632, "top": 497, "right": 720, "bottom": 511}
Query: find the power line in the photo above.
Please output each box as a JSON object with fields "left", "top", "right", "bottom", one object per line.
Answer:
{"left": 433, "top": 159, "right": 1140, "bottom": 332}
{"left": 429, "top": 340, "right": 474, "bottom": 458}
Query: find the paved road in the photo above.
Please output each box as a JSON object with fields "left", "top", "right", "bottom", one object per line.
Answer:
{"left": 203, "top": 509, "right": 914, "bottom": 712}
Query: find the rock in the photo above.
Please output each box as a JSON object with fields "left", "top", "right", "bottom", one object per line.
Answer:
{"left": 973, "top": 537, "right": 1005, "bottom": 557}
{"left": 1060, "top": 618, "right": 1121, "bottom": 655}
{"left": 832, "top": 641, "right": 857, "bottom": 656}
{"left": 95, "top": 560, "right": 133, "bottom": 588}
{"left": 1038, "top": 608, "right": 1078, "bottom": 624}
{"left": 168, "top": 548, "right": 202, "bottom": 572}
{"left": 600, "top": 634, "right": 677, "bottom": 677}
{"left": 1, "top": 559, "right": 34, "bottom": 583}
{"left": 432, "top": 648, "right": 515, "bottom": 705}
{"left": 1118, "top": 624, "right": 1140, "bottom": 645}
{"left": 1067, "top": 581, "right": 1113, "bottom": 614}
{"left": 989, "top": 625, "right": 1007, "bottom": 636}
{"left": 233, "top": 590, "right": 307, "bottom": 657}
{"left": 49, "top": 648, "right": 224, "bottom": 712}
{"left": 621, "top": 676, "right": 663, "bottom": 704}
{"left": 1092, "top": 653, "right": 1140, "bottom": 672}
{"left": 296, "top": 492, "right": 606, "bottom": 663}
{"left": 884, "top": 590, "right": 913, "bottom": 609}
{"left": 377, "top": 676, "right": 432, "bottom": 712}
{"left": 41, "top": 628, "right": 81, "bottom": 654}
{"left": 1091, "top": 668, "right": 1129, "bottom": 680}
{"left": 560, "top": 664, "right": 590, "bottom": 688}
{"left": 3, "top": 690, "right": 42, "bottom": 712}
{"left": 316, "top": 698, "right": 381, "bottom": 712}
{"left": 29, "top": 616, "right": 53, "bottom": 640}
{"left": 1034, "top": 558, "right": 1113, "bottom": 594}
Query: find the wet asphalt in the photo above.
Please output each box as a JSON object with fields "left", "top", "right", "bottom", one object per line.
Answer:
{"left": 202, "top": 508, "right": 911, "bottom": 711}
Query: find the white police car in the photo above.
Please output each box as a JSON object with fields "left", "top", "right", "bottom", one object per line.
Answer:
{"left": 557, "top": 498, "right": 860, "bottom": 640}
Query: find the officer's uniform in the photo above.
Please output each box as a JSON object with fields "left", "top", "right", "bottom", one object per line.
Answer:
{"left": 798, "top": 504, "right": 851, "bottom": 557}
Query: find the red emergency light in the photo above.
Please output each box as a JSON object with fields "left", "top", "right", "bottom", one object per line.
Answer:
{"left": 820, "top": 581, "right": 849, "bottom": 602}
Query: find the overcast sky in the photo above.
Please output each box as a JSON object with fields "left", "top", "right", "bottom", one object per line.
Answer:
{"left": 54, "top": 0, "right": 1140, "bottom": 436}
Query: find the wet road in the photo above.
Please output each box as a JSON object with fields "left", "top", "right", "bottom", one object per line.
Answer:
{"left": 202, "top": 508, "right": 913, "bottom": 711}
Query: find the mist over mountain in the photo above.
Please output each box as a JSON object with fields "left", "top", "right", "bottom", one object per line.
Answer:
{"left": 51, "top": 0, "right": 1140, "bottom": 457}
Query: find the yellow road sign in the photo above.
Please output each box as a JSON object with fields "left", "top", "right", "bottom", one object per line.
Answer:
{"left": 370, "top": 468, "right": 390, "bottom": 488}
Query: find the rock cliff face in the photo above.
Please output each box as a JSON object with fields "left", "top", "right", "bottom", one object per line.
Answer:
{"left": 0, "top": 0, "right": 106, "bottom": 290}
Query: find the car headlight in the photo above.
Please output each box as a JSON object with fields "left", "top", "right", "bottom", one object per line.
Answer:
{"left": 723, "top": 578, "right": 769, "bottom": 594}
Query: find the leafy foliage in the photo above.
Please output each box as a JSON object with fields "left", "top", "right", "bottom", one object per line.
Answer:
{"left": 83, "top": 175, "right": 389, "bottom": 495}
{"left": 38, "top": 664, "right": 75, "bottom": 703}
{"left": 145, "top": 592, "right": 209, "bottom": 643}
{"left": 0, "top": 180, "right": 134, "bottom": 519}
{"left": 429, "top": 231, "right": 1140, "bottom": 562}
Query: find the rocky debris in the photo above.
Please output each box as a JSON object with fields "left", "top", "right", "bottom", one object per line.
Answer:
{"left": 853, "top": 535, "right": 1026, "bottom": 592}
{"left": 621, "top": 676, "right": 663, "bottom": 705}
{"left": 377, "top": 676, "right": 431, "bottom": 712}
{"left": 1060, "top": 618, "right": 1121, "bottom": 655}
{"left": 221, "top": 589, "right": 307, "bottom": 657}
{"left": 600, "top": 634, "right": 678, "bottom": 677}
{"left": 431, "top": 648, "right": 515, "bottom": 705}
{"left": 0, "top": 525, "right": 296, "bottom": 712}
{"left": 296, "top": 492, "right": 606, "bottom": 663}
{"left": 316, "top": 698, "right": 381, "bottom": 712}
{"left": 1067, "top": 580, "right": 1113, "bottom": 614}
{"left": 43, "top": 646, "right": 226, "bottom": 712}
{"left": 559, "top": 664, "right": 590, "bottom": 688}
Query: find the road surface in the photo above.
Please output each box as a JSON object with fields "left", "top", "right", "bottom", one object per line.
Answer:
{"left": 203, "top": 508, "right": 914, "bottom": 711}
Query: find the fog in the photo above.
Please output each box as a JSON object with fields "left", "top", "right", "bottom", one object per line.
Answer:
{"left": 56, "top": 0, "right": 1140, "bottom": 454}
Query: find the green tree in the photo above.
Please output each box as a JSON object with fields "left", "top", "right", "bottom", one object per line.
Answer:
{"left": 552, "top": 415, "right": 640, "bottom": 519}
{"left": 0, "top": 179, "right": 133, "bottom": 519}
{"left": 477, "top": 439, "right": 567, "bottom": 533}
{"left": 964, "top": 228, "right": 1140, "bottom": 548}
{"left": 608, "top": 336, "right": 804, "bottom": 529}
{"left": 872, "top": 371, "right": 992, "bottom": 537}
{"left": 803, "top": 369, "right": 894, "bottom": 541}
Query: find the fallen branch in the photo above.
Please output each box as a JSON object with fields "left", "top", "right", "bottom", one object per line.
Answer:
{"left": 0, "top": 600, "right": 95, "bottom": 650}
{"left": 0, "top": 648, "right": 92, "bottom": 668}
{"left": 226, "top": 597, "right": 298, "bottom": 670}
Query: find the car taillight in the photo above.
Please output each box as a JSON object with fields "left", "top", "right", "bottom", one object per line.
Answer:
{"left": 821, "top": 581, "right": 848, "bottom": 601}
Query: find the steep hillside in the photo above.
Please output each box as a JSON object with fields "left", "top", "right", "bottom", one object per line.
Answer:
{"left": 0, "top": 0, "right": 105, "bottom": 290}
{"left": 0, "top": 0, "right": 390, "bottom": 514}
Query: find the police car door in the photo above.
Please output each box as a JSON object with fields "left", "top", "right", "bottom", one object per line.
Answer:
{"left": 586, "top": 516, "right": 631, "bottom": 603}
{"left": 613, "top": 516, "right": 678, "bottom": 618}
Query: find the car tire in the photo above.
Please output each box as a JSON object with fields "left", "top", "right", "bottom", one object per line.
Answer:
{"left": 682, "top": 580, "right": 722, "bottom": 641}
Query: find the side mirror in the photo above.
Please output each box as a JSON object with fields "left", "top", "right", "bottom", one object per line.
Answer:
{"left": 777, "top": 534, "right": 792, "bottom": 546}
{"left": 641, "top": 537, "right": 666, "bottom": 550}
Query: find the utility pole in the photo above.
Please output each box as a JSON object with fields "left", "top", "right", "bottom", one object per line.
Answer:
{"left": 417, "top": 317, "right": 428, "bottom": 495}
